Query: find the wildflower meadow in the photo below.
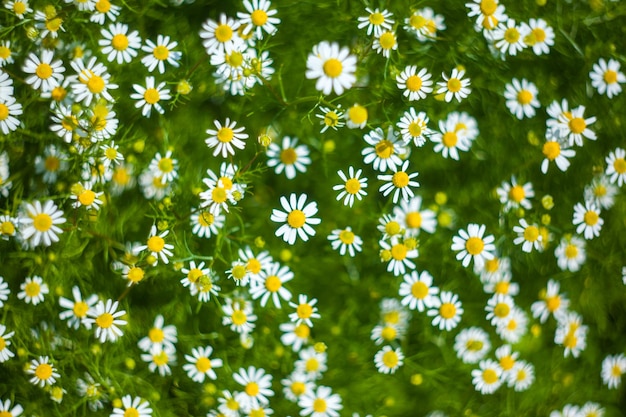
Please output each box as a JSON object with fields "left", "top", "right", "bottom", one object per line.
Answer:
{"left": 1, "top": 0, "right": 626, "bottom": 416}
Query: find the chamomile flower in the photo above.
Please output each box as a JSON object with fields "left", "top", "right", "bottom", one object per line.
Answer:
{"left": 378, "top": 160, "right": 420, "bottom": 204}
{"left": 6, "top": 0, "right": 32, "bottom": 19}
{"left": 83, "top": 298, "right": 127, "bottom": 343}
{"left": 316, "top": 105, "right": 345, "bottom": 133}
{"left": 396, "top": 66, "right": 433, "bottom": 101}
{"left": 90, "top": 0, "right": 121, "bottom": 25}
{"left": 58, "top": 286, "right": 98, "bottom": 330}
{"left": 71, "top": 57, "right": 118, "bottom": 105}
{"left": 362, "top": 127, "right": 405, "bottom": 172}
{"left": 266, "top": 136, "right": 311, "bottom": 179}
{"left": 251, "top": 261, "right": 293, "bottom": 308}
{"left": 137, "top": 314, "right": 178, "bottom": 353}
{"left": 99, "top": 23, "right": 141, "bottom": 64}
{"left": 495, "top": 344, "right": 519, "bottom": 380}
{"left": 130, "top": 76, "right": 171, "bottom": 117}
{"left": 205, "top": 118, "right": 249, "bottom": 158}
{"left": 0, "top": 95, "right": 22, "bottom": 134}
{"left": 357, "top": 7, "right": 394, "bottom": 36}
{"left": 200, "top": 14, "right": 241, "bottom": 55}
{"left": 427, "top": 291, "right": 464, "bottom": 331}
{"left": 333, "top": 166, "right": 368, "bottom": 207}
{"left": 282, "top": 370, "right": 315, "bottom": 403}
{"left": 141, "top": 35, "right": 181, "bottom": 74}
{"left": 33, "top": 8, "right": 65, "bottom": 39}
{"left": 184, "top": 345, "right": 222, "bottom": 383}
{"left": 492, "top": 19, "right": 529, "bottom": 56}
{"left": 345, "top": 103, "right": 368, "bottom": 129}
{"left": 584, "top": 175, "right": 617, "bottom": 210}
{"left": 305, "top": 41, "right": 357, "bottom": 96}
{"left": 328, "top": 227, "right": 363, "bottom": 257}
{"left": 430, "top": 116, "right": 472, "bottom": 161}
{"left": 601, "top": 353, "right": 626, "bottom": 389}
{"left": 238, "top": 246, "right": 273, "bottom": 282}
{"left": 370, "top": 323, "right": 403, "bottom": 345}
{"left": 100, "top": 142, "right": 124, "bottom": 168}
{"left": 379, "top": 236, "right": 418, "bottom": 276}
{"left": 504, "top": 78, "right": 540, "bottom": 119}
{"left": 572, "top": 201, "right": 603, "bottom": 240}
{"left": 541, "top": 132, "right": 575, "bottom": 174}
{"left": 550, "top": 404, "right": 581, "bottom": 417}
{"left": 471, "top": 359, "right": 503, "bottom": 394}
{"left": 135, "top": 225, "right": 174, "bottom": 265}
{"left": 485, "top": 293, "right": 515, "bottom": 326}
{"left": 454, "top": 327, "right": 491, "bottom": 364}
{"left": 404, "top": 7, "right": 445, "bottom": 42}
{"left": 589, "top": 58, "right": 625, "bottom": 98}
{"left": 0, "top": 325, "right": 15, "bottom": 362}
{"left": 524, "top": 18, "right": 554, "bottom": 55}
{"left": 199, "top": 179, "right": 233, "bottom": 215}
{"left": 399, "top": 270, "right": 439, "bottom": 312}
{"left": 482, "top": 266, "right": 518, "bottom": 296}
{"left": 0, "top": 277, "right": 10, "bottom": 308}
{"left": 233, "top": 366, "right": 274, "bottom": 410}
{"left": 27, "top": 356, "right": 60, "bottom": 388}
{"left": 554, "top": 313, "right": 588, "bottom": 358}
{"left": 139, "top": 168, "right": 171, "bottom": 200}
{"left": 298, "top": 385, "right": 343, "bottom": 417}
{"left": 270, "top": 193, "right": 321, "bottom": 245}
{"left": 35, "top": 144, "right": 69, "bottom": 184}
{"left": 377, "top": 213, "right": 403, "bottom": 241}
{"left": 465, "top": 0, "right": 508, "bottom": 32}
{"left": 19, "top": 200, "right": 66, "bottom": 248}
{"left": 288, "top": 294, "right": 321, "bottom": 327}
{"left": 222, "top": 298, "right": 257, "bottom": 334}
{"left": 0, "top": 215, "right": 17, "bottom": 241}
{"left": 0, "top": 68, "right": 14, "bottom": 96}
{"left": 436, "top": 68, "right": 471, "bottom": 103}
{"left": 579, "top": 402, "right": 605, "bottom": 417}
{"left": 70, "top": 182, "right": 104, "bottom": 210}
{"left": 22, "top": 50, "right": 65, "bottom": 92}
{"left": 279, "top": 322, "right": 311, "bottom": 352}
{"left": 451, "top": 223, "right": 496, "bottom": 270}
{"left": 295, "top": 346, "right": 328, "bottom": 380}
{"left": 148, "top": 150, "right": 178, "bottom": 184}
{"left": 238, "top": 0, "right": 281, "bottom": 39}
{"left": 496, "top": 176, "right": 534, "bottom": 212}
{"left": 557, "top": 105, "right": 596, "bottom": 147}
{"left": 141, "top": 344, "right": 176, "bottom": 376}
{"left": 374, "top": 346, "right": 404, "bottom": 374}
{"left": 111, "top": 395, "right": 152, "bottom": 417}
{"left": 513, "top": 219, "right": 542, "bottom": 253}
{"left": 372, "top": 30, "right": 398, "bottom": 58}
{"left": 605, "top": 147, "right": 626, "bottom": 186}
{"left": 554, "top": 235, "right": 586, "bottom": 272}
{"left": 0, "top": 398, "right": 22, "bottom": 416}
{"left": 393, "top": 196, "right": 437, "bottom": 237}
{"left": 397, "top": 107, "right": 433, "bottom": 146}
{"left": 508, "top": 360, "right": 535, "bottom": 391}
{"left": 531, "top": 279, "right": 569, "bottom": 324}
{"left": 226, "top": 260, "right": 251, "bottom": 287}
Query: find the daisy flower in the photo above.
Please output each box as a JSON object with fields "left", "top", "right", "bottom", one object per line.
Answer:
{"left": 370, "top": 323, "right": 403, "bottom": 345}
{"left": 251, "top": 261, "right": 293, "bottom": 308}
{"left": 58, "top": 286, "right": 98, "bottom": 330}
{"left": 200, "top": 13, "right": 241, "bottom": 54}
{"left": 282, "top": 371, "right": 315, "bottom": 403}
{"left": 0, "top": 95, "right": 22, "bottom": 135}
{"left": 396, "top": 66, "right": 433, "bottom": 101}
{"left": 19, "top": 199, "right": 66, "bottom": 248}
{"left": 485, "top": 293, "right": 515, "bottom": 326}
{"left": 266, "top": 136, "right": 311, "bottom": 179}
{"left": 579, "top": 402, "right": 605, "bottom": 417}
{"left": 130, "top": 76, "right": 171, "bottom": 117}
{"left": 139, "top": 169, "right": 171, "bottom": 200}
{"left": 572, "top": 201, "right": 603, "bottom": 239}
{"left": 557, "top": 105, "right": 596, "bottom": 147}
{"left": 183, "top": 345, "right": 222, "bottom": 383}
{"left": 605, "top": 147, "right": 626, "bottom": 186}
{"left": 70, "top": 182, "right": 104, "bottom": 210}
{"left": 380, "top": 298, "right": 411, "bottom": 329}
{"left": 100, "top": 141, "right": 124, "bottom": 167}
{"left": 379, "top": 236, "right": 418, "bottom": 276}
{"left": 508, "top": 360, "right": 535, "bottom": 391}
{"left": 451, "top": 223, "right": 496, "bottom": 270}
{"left": 436, "top": 68, "right": 471, "bottom": 102}
{"left": 71, "top": 57, "right": 118, "bottom": 105}
{"left": 107, "top": 161, "right": 134, "bottom": 194}
{"left": 141, "top": 35, "right": 182, "bottom": 74}
{"left": 0, "top": 324, "right": 15, "bottom": 362}
{"left": 372, "top": 30, "right": 398, "bottom": 58}
{"left": 465, "top": 0, "right": 508, "bottom": 31}
{"left": 288, "top": 294, "right": 321, "bottom": 327}
{"left": 602, "top": 353, "right": 626, "bottom": 389}
{"left": 0, "top": 215, "right": 17, "bottom": 241}
{"left": 298, "top": 385, "right": 343, "bottom": 417}
{"left": 141, "top": 344, "right": 176, "bottom": 376}
{"left": 22, "top": 50, "right": 65, "bottom": 92}
{"left": 378, "top": 160, "right": 420, "bottom": 204}
{"left": 362, "top": 126, "right": 405, "bottom": 172}
{"left": 305, "top": 41, "right": 357, "bottom": 95}
{"left": 328, "top": 226, "right": 363, "bottom": 257}
{"left": 83, "top": 298, "right": 128, "bottom": 343}
{"left": 472, "top": 359, "right": 503, "bottom": 394}
{"left": 541, "top": 132, "right": 575, "bottom": 174}
{"left": 0, "top": 399, "right": 22, "bottom": 416}
{"left": 222, "top": 298, "right": 257, "bottom": 334}
{"left": 454, "top": 327, "right": 491, "bottom": 364}
{"left": 491, "top": 19, "right": 529, "bottom": 56}
{"left": 0, "top": 276, "right": 10, "bottom": 307}
{"left": 33, "top": 8, "right": 65, "bottom": 39}
{"left": 554, "top": 313, "right": 588, "bottom": 358}
{"left": 554, "top": 235, "right": 586, "bottom": 272}
{"left": 99, "top": 23, "right": 141, "bottom": 64}
{"left": 90, "top": 0, "right": 121, "bottom": 25}
{"left": 357, "top": 7, "right": 394, "bottom": 36}
{"left": 34, "top": 144, "right": 69, "bottom": 184}
{"left": 0, "top": 69, "right": 14, "bottom": 96}
{"left": 495, "top": 306, "right": 528, "bottom": 344}
{"left": 550, "top": 405, "right": 581, "bottom": 417}
{"left": 270, "top": 193, "right": 321, "bottom": 245}
{"left": 27, "top": 356, "right": 60, "bottom": 387}
{"left": 238, "top": 0, "right": 281, "bottom": 39}
{"left": 111, "top": 395, "right": 152, "bottom": 417}
{"left": 211, "top": 40, "right": 250, "bottom": 80}
{"left": 374, "top": 346, "right": 404, "bottom": 374}
{"left": 148, "top": 150, "right": 178, "bottom": 184}
{"left": 279, "top": 321, "right": 311, "bottom": 352}
{"left": 6, "top": 0, "right": 32, "bottom": 19}
{"left": 226, "top": 260, "right": 251, "bottom": 287}
{"left": 296, "top": 346, "right": 328, "bottom": 380}
{"left": 0, "top": 41, "right": 14, "bottom": 68}
{"left": 199, "top": 179, "right": 233, "bottom": 215}
{"left": 316, "top": 105, "right": 344, "bottom": 133}
{"left": 524, "top": 18, "right": 554, "bottom": 55}
{"left": 404, "top": 7, "right": 446, "bottom": 42}
{"left": 430, "top": 115, "right": 472, "bottom": 161}
{"left": 333, "top": 166, "right": 368, "bottom": 207}
{"left": 238, "top": 246, "right": 273, "bottom": 282}
{"left": 205, "top": 118, "right": 248, "bottom": 158}
{"left": 531, "top": 279, "right": 569, "bottom": 323}
{"left": 135, "top": 225, "right": 174, "bottom": 265}
{"left": 496, "top": 175, "right": 534, "bottom": 212}
{"left": 513, "top": 218, "right": 542, "bottom": 253}
{"left": 589, "top": 57, "right": 625, "bottom": 98}
{"left": 397, "top": 107, "right": 433, "bottom": 146}
{"left": 345, "top": 103, "right": 368, "bottom": 129}
{"left": 393, "top": 196, "right": 437, "bottom": 236}
{"left": 427, "top": 291, "right": 463, "bottom": 331}
{"left": 137, "top": 314, "right": 178, "bottom": 353}
{"left": 584, "top": 175, "right": 618, "bottom": 209}
{"left": 399, "top": 270, "right": 439, "bottom": 312}
{"left": 234, "top": 366, "right": 274, "bottom": 410}
{"left": 504, "top": 78, "right": 540, "bottom": 119}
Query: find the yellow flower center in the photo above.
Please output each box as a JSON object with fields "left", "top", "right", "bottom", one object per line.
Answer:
{"left": 153, "top": 350, "right": 168, "bottom": 366}
{"left": 13, "top": 1, "right": 27, "bottom": 14}
{"left": 226, "top": 51, "right": 244, "bottom": 67}
{"left": 466, "top": 340, "right": 484, "bottom": 351}
{"left": 408, "top": 121, "right": 423, "bottom": 137}
{"left": 375, "top": 139, "right": 394, "bottom": 159}
{"left": 499, "top": 355, "right": 515, "bottom": 370}
{"left": 323, "top": 58, "right": 343, "bottom": 78}
{"left": 96, "top": 312, "right": 114, "bottom": 328}
{"left": 124, "top": 408, "right": 139, "bottom": 417}
{"left": 217, "top": 127, "right": 234, "bottom": 143}
{"left": 305, "top": 358, "right": 319, "bottom": 372}
{"left": 482, "top": 369, "right": 498, "bottom": 384}
{"left": 517, "top": 90, "right": 533, "bottom": 105}
{"left": 187, "top": 268, "right": 203, "bottom": 283}
{"left": 480, "top": 0, "right": 497, "bottom": 15}
{"left": 0, "top": 103, "right": 8, "bottom": 121}
{"left": 369, "top": 12, "right": 384, "bottom": 25}
{"left": 294, "top": 323, "right": 310, "bottom": 338}
{"left": 313, "top": 398, "right": 327, "bottom": 413}
{"left": 345, "top": 178, "right": 361, "bottom": 194}
{"left": 111, "top": 34, "right": 129, "bottom": 51}
{"left": 196, "top": 357, "right": 211, "bottom": 372}
{"left": 411, "top": 281, "right": 428, "bottom": 299}
{"left": 25, "top": 281, "right": 41, "bottom": 297}
{"left": 563, "top": 331, "right": 577, "bottom": 349}
{"left": 36, "top": 63, "right": 53, "bottom": 79}
{"left": 265, "top": 275, "right": 281, "bottom": 292}
{"left": 611, "top": 365, "right": 623, "bottom": 377}
{"left": 403, "top": 212, "right": 421, "bottom": 230}
{"left": 198, "top": 211, "right": 214, "bottom": 226}
{"left": 96, "top": 0, "right": 111, "bottom": 13}
{"left": 564, "top": 244, "right": 578, "bottom": 259}
{"left": 226, "top": 397, "right": 239, "bottom": 410}
{"left": 545, "top": 295, "right": 560, "bottom": 312}
{"left": 392, "top": 171, "right": 410, "bottom": 188}
{"left": 542, "top": 141, "right": 561, "bottom": 160}
{"left": 385, "top": 221, "right": 401, "bottom": 236}
{"left": 112, "top": 167, "right": 130, "bottom": 185}
{"left": 613, "top": 158, "right": 626, "bottom": 174}
{"left": 211, "top": 187, "right": 227, "bottom": 204}
{"left": 495, "top": 281, "right": 510, "bottom": 295}
{"left": 158, "top": 158, "right": 174, "bottom": 173}
{"left": 46, "top": 17, "right": 63, "bottom": 33}
{"left": 287, "top": 209, "right": 306, "bottom": 228}
{"left": 442, "top": 131, "right": 458, "bottom": 148}
{"left": 339, "top": 229, "right": 355, "bottom": 244}
{"left": 33, "top": 213, "right": 53, "bottom": 232}
{"left": 494, "top": 302, "right": 510, "bottom": 318}
{"left": 447, "top": 78, "right": 461, "bottom": 93}
{"left": 147, "top": 235, "right": 165, "bottom": 252}
{"left": 384, "top": 311, "right": 399, "bottom": 324}
{"left": 390, "top": 243, "right": 407, "bottom": 260}
{"left": 246, "top": 258, "right": 261, "bottom": 275}
{"left": 35, "top": 363, "right": 53, "bottom": 381}
{"left": 604, "top": 70, "right": 618, "bottom": 84}
{"left": 87, "top": 75, "right": 105, "bottom": 94}
{"left": 231, "top": 309, "right": 247, "bottom": 325}
{"left": 72, "top": 300, "right": 88, "bottom": 318}
{"left": 568, "top": 117, "right": 586, "bottom": 134}
{"left": 0, "top": 337, "right": 5, "bottom": 351}
{"left": 280, "top": 148, "right": 297, "bottom": 165}
{"left": 143, "top": 88, "right": 160, "bottom": 105}
{"left": 379, "top": 32, "right": 396, "bottom": 50}
{"left": 231, "top": 264, "right": 247, "bottom": 281}
{"left": 51, "top": 86, "right": 67, "bottom": 102}
{"left": 382, "top": 350, "right": 399, "bottom": 368}
{"left": 523, "top": 225, "right": 539, "bottom": 242}
{"left": 584, "top": 210, "right": 599, "bottom": 226}
{"left": 297, "top": 303, "right": 313, "bottom": 319}
{"left": 504, "top": 27, "right": 520, "bottom": 43}
{"left": 409, "top": 14, "right": 427, "bottom": 29}
{"left": 153, "top": 45, "right": 169, "bottom": 61}
{"left": 251, "top": 9, "right": 268, "bottom": 26}
{"left": 215, "top": 24, "right": 233, "bottom": 43}
{"left": 291, "top": 381, "right": 306, "bottom": 395}
{"left": 78, "top": 189, "right": 96, "bottom": 206}
{"left": 381, "top": 326, "right": 397, "bottom": 341}
{"left": 509, "top": 185, "right": 525, "bottom": 202}
{"left": 465, "top": 236, "right": 484, "bottom": 255}
{"left": 149, "top": 327, "right": 164, "bottom": 343}
{"left": 323, "top": 111, "right": 340, "bottom": 127}
{"left": 439, "top": 302, "right": 456, "bottom": 319}
{"left": 348, "top": 105, "right": 367, "bottom": 124}
{"left": 1, "top": 221, "right": 15, "bottom": 235}
{"left": 532, "top": 27, "right": 546, "bottom": 42}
